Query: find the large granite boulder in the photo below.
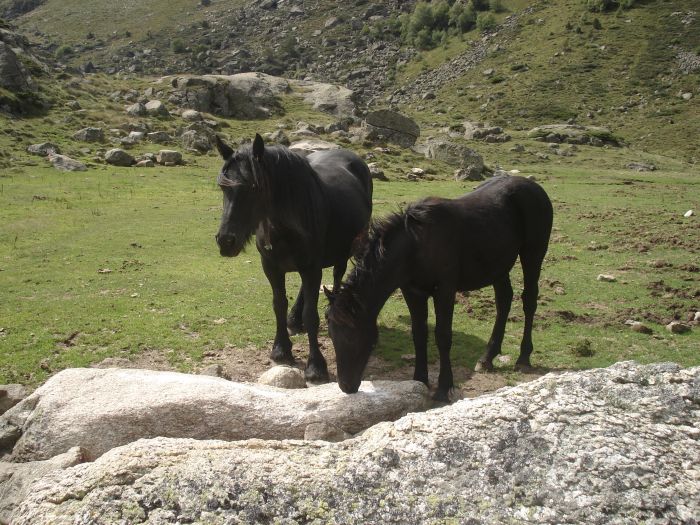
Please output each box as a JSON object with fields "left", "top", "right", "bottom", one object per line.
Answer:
{"left": 362, "top": 109, "right": 420, "bottom": 147}
{"left": 0, "top": 41, "right": 31, "bottom": 91}
{"left": 7, "top": 362, "right": 699, "bottom": 524}
{"left": 0, "top": 368, "right": 431, "bottom": 462}
{"left": 416, "top": 138, "right": 485, "bottom": 179}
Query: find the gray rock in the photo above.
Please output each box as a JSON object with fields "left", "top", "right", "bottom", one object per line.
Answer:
{"left": 156, "top": 150, "right": 182, "bottom": 165}
{"left": 0, "top": 447, "right": 83, "bottom": 525}
{"left": 181, "top": 129, "right": 212, "bottom": 153}
{"left": 134, "top": 159, "right": 154, "bottom": 168}
{"left": 181, "top": 109, "right": 202, "bottom": 121}
{"left": 46, "top": 153, "right": 87, "bottom": 172}
{"left": 626, "top": 161, "right": 657, "bottom": 172}
{"left": 72, "top": 127, "right": 104, "bottom": 143}
{"left": 666, "top": 321, "right": 691, "bottom": 334}
{"left": 367, "top": 162, "right": 387, "bottom": 181}
{"left": 125, "top": 102, "right": 146, "bottom": 116}
{"left": 266, "top": 129, "right": 290, "bottom": 146}
{"left": 363, "top": 109, "right": 420, "bottom": 147}
{"left": 144, "top": 100, "right": 169, "bottom": 117}
{"left": 104, "top": 148, "right": 134, "bottom": 167}
{"left": 0, "top": 42, "right": 32, "bottom": 91}
{"left": 10, "top": 363, "right": 700, "bottom": 525}
{"left": 454, "top": 166, "right": 484, "bottom": 181}
{"left": 289, "top": 139, "right": 340, "bottom": 156}
{"left": 417, "top": 139, "right": 485, "bottom": 175}
{"left": 257, "top": 366, "right": 306, "bottom": 389}
{"left": 0, "top": 385, "right": 27, "bottom": 416}
{"left": 528, "top": 124, "right": 619, "bottom": 147}
{"left": 26, "top": 143, "right": 60, "bottom": 156}
{"left": 146, "top": 131, "right": 172, "bottom": 144}
{"left": 0, "top": 368, "right": 430, "bottom": 462}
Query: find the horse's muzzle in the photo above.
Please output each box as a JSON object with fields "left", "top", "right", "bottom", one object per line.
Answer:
{"left": 338, "top": 380, "right": 360, "bottom": 394}
{"left": 215, "top": 233, "right": 242, "bottom": 257}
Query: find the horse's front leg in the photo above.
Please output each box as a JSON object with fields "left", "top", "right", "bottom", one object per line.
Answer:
{"left": 401, "top": 287, "right": 429, "bottom": 386}
{"left": 262, "top": 259, "right": 294, "bottom": 364}
{"left": 299, "top": 266, "right": 329, "bottom": 383}
{"left": 433, "top": 287, "right": 456, "bottom": 402}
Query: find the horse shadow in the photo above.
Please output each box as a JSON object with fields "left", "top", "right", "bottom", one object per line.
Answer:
{"left": 375, "top": 314, "right": 488, "bottom": 371}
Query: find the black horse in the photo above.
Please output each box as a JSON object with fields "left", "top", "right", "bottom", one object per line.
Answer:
{"left": 326, "top": 175, "right": 553, "bottom": 400}
{"left": 215, "top": 134, "right": 372, "bottom": 383}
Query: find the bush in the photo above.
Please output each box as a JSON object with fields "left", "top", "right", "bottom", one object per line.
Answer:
{"left": 586, "top": 0, "right": 636, "bottom": 11}
{"left": 401, "top": 0, "right": 479, "bottom": 50}
{"left": 55, "top": 45, "right": 73, "bottom": 59}
{"left": 476, "top": 12, "right": 497, "bottom": 32}
{"left": 171, "top": 38, "right": 186, "bottom": 54}
{"left": 489, "top": 0, "right": 506, "bottom": 13}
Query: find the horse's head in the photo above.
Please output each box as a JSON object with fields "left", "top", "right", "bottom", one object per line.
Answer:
{"left": 214, "top": 134, "right": 267, "bottom": 257}
{"left": 325, "top": 287, "right": 378, "bottom": 394}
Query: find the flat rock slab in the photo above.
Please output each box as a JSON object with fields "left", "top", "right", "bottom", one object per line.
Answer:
{"left": 0, "top": 368, "right": 430, "bottom": 462}
{"left": 9, "top": 362, "right": 700, "bottom": 525}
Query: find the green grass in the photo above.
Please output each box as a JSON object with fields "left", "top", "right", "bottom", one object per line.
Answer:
{"left": 1, "top": 145, "right": 698, "bottom": 386}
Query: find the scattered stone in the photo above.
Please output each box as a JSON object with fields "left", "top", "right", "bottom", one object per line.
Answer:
{"left": 482, "top": 68, "right": 495, "bottom": 76}
{"left": 496, "top": 354, "right": 512, "bottom": 365}
{"left": 266, "top": 129, "right": 290, "bottom": 146}
{"left": 65, "top": 100, "right": 81, "bottom": 110}
{"left": 26, "top": 143, "right": 60, "bottom": 156}
{"left": 630, "top": 321, "right": 653, "bottom": 335}
{"left": 410, "top": 167, "right": 425, "bottom": 177}
{"left": 367, "top": 162, "right": 387, "bottom": 181}
{"left": 72, "top": 127, "right": 104, "bottom": 143}
{"left": 125, "top": 102, "right": 146, "bottom": 116}
{"left": 147, "top": 131, "right": 172, "bottom": 143}
{"left": 156, "top": 150, "right": 182, "bottom": 165}
{"left": 181, "top": 109, "right": 202, "bottom": 121}
{"left": 104, "top": 148, "right": 134, "bottom": 167}
{"left": 684, "top": 210, "right": 694, "bottom": 218}
{"left": 510, "top": 144, "right": 525, "bottom": 153}
{"left": 0, "top": 368, "right": 430, "bottom": 462}
{"left": 528, "top": 124, "right": 619, "bottom": 147}
{"left": 597, "top": 274, "right": 616, "bottom": 282}
{"left": 181, "top": 129, "right": 212, "bottom": 153}
{"left": 144, "top": 100, "right": 169, "bottom": 117}
{"left": 626, "top": 162, "right": 657, "bottom": 172}
{"left": 10, "top": 363, "right": 698, "bottom": 525}
{"left": 0, "top": 385, "right": 27, "bottom": 416}
{"left": 47, "top": 153, "right": 87, "bottom": 172}
{"left": 681, "top": 92, "right": 693, "bottom": 101}
{"left": 666, "top": 321, "right": 691, "bottom": 334}
{"left": 257, "top": 366, "right": 306, "bottom": 389}
{"left": 134, "top": 160, "right": 154, "bottom": 168}
{"left": 416, "top": 139, "right": 484, "bottom": 175}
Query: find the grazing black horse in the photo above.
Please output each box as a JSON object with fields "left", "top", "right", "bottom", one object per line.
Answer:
{"left": 215, "top": 134, "right": 372, "bottom": 382}
{"left": 326, "top": 175, "right": 553, "bottom": 400}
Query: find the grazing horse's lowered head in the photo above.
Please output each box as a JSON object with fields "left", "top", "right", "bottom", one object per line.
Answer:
{"left": 214, "top": 134, "right": 268, "bottom": 257}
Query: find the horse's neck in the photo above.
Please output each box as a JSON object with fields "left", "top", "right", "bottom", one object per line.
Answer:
{"left": 355, "top": 235, "right": 411, "bottom": 321}
{"left": 266, "top": 159, "right": 324, "bottom": 233}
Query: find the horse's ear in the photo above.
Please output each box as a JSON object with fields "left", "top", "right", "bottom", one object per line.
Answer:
{"left": 323, "top": 285, "right": 336, "bottom": 304}
{"left": 252, "top": 133, "right": 265, "bottom": 161}
{"left": 215, "top": 135, "right": 233, "bottom": 160}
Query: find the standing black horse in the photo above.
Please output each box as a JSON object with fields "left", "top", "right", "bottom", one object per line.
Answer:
{"left": 326, "top": 175, "right": 552, "bottom": 400}
{"left": 215, "top": 134, "right": 372, "bottom": 383}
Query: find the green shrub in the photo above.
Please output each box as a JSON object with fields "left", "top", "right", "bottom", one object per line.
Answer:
{"left": 171, "top": 38, "right": 186, "bottom": 54}
{"left": 55, "top": 45, "right": 73, "bottom": 59}
{"left": 586, "top": 0, "right": 636, "bottom": 11}
{"left": 476, "top": 12, "right": 497, "bottom": 32}
{"left": 489, "top": 0, "right": 506, "bottom": 13}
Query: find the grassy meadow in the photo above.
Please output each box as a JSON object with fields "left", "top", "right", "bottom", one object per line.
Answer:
{"left": 1, "top": 141, "right": 698, "bottom": 387}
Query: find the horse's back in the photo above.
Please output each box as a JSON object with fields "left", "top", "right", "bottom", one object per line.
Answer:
{"left": 308, "top": 148, "right": 373, "bottom": 264}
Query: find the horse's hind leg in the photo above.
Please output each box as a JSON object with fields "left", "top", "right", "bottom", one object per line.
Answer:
{"left": 300, "top": 266, "right": 329, "bottom": 384}
{"left": 516, "top": 250, "right": 545, "bottom": 371}
{"left": 475, "top": 276, "right": 513, "bottom": 372}
{"left": 287, "top": 286, "right": 305, "bottom": 335}
{"left": 433, "top": 287, "right": 456, "bottom": 402}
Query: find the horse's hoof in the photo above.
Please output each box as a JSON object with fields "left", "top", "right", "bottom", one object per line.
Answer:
{"left": 432, "top": 389, "right": 451, "bottom": 403}
{"left": 270, "top": 346, "right": 295, "bottom": 365}
{"left": 474, "top": 360, "right": 493, "bottom": 373}
{"left": 514, "top": 362, "right": 534, "bottom": 373}
{"left": 304, "top": 364, "right": 330, "bottom": 385}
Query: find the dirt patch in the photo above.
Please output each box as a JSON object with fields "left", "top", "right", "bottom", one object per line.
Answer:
{"left": 92, "top": 336, "right": 545, "bottom": 401}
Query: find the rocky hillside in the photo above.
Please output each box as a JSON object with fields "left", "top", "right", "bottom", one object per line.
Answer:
{"left": 1, "top": 0, "right": 698, "bottom": 158}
